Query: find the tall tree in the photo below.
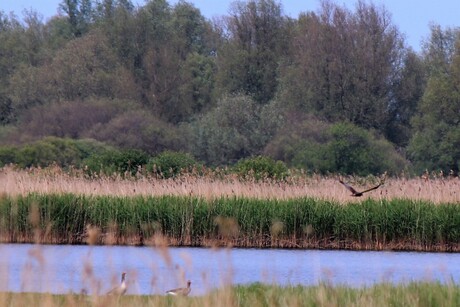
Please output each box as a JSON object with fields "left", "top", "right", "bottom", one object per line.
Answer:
{"left": 278, "top": 0, "right": 405, "bottom": 134}
{"left": 215, "top": 0, "right": 287, "bottom": 104}
{"left": 59, "top": 0, "right": 93, "bottom": 37}
{"left": 138, "top": 0, "right": 216, "bottom": 123}
{"left": 8, "top": 30, "right": 139, "bottom": 108}
{"left": 408, "top": 25, "right": 460, "bottom": 174}
{"left": 0, "top": 12, "right": 30, "bottom": 124}
{"left": 387, "top": 49, "right": 426, "bottom": 146}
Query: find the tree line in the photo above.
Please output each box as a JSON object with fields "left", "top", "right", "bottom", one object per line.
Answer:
{"left": 0, "top": 0, "right": 459, "bottom": 175}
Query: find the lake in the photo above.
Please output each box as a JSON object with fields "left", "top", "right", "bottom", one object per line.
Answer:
{"left": 0, "top": 244, "right": 458, "bottom": 295}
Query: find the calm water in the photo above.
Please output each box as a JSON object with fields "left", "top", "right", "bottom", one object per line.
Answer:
{"left": 0, "top": 244, "right": 459, "bottom": 295}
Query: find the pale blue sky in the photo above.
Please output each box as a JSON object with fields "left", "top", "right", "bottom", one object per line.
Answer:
{"left": 2, "top": 0, "right": 459, "bottom": 51}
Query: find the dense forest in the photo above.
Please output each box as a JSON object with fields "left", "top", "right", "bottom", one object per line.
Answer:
{"left": 0, "top": 0, "right": 459, "bottom": 176}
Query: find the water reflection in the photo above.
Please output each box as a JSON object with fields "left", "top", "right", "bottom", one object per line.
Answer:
{"left": 0, "top": 244, "right": 458, "bottom": 295}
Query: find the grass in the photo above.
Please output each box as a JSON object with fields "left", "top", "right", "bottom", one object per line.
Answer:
{"left": 0, "top": 193, "right": 459, "bottom": 251}
{"left": 1, "top": 166, "right": 460, "bottom": 204}
{"left": 1, "top": 282, "right": 460, "bottom": 306}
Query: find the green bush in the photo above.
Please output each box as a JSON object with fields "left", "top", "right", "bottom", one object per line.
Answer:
{"left": 83, "top": 149, "right": 149, "bottom": 176}
{"left": 234, "top": 156, "right": 288, "bottom": 180}
{"left": 146, "top": 151, "right": 197, "bottom": 178}
{"left": 327, "top": 122, "right": 407, "bottom": 176}
{"left": 268, "top": 119, "right": 407, "bottom": 175}
{"left": 16, "top": 141, "right": 58, "bottom": 168}
{"left": 186, "top": 94, "right": 266, "bottom": 166}
{"left": 0, "top": 137, "right": 115, "bottom": 168}
{"left": 0, "top": 146, "right": 16, "bottom": 166}
{"left": 291, "top": 141, "right": 334, "bottom": 174}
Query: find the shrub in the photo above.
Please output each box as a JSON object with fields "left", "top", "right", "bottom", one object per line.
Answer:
{"left": 0, "top": 146, "right": 16, "bottom": 166}
{"left": 83, "top": 149, "right": 149, "bottom": 176}
{"left": 266, "top": 118, "right": 407, "bottom": 175}
{"left": 1, "top": 137, "right": 114, "bottom": 168}
{"left": 234, "top": 156, "right": 288, "bottom": 180}
{"left": 86, "top": 110, "right": 184, "bottom": 154}
{"left": 146, "top": 151, "right": 197, "bottom": 178}
{"left": 186, "top": 94, "right": 266, "bottom": 166}
{"left": 291, "top": 141, "right": 334, "bottom": 174}
{"left": 327, "top": 122, "right": 407, "bottom": 175}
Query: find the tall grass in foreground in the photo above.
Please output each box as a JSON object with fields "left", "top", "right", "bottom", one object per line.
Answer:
{"left": 1, "top": 282, "right": 459, "bottom": 306}
{"left": 0, "top": 193, "right": 459, "bottom": 251}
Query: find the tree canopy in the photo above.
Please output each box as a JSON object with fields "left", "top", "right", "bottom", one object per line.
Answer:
{"left": 0, "top": 0, "right": 459, "bottom": 175}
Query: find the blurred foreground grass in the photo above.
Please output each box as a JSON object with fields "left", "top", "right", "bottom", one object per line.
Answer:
{"left": 1, "top": 282, "right": 459, "bottom": 307}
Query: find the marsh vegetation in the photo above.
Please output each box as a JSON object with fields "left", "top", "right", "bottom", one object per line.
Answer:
{"left": 1, "top": 167, "right": 459, "bottom": 251}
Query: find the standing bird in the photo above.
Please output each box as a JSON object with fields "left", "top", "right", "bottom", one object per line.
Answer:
{"left": 166, "top": 280, "right": 192, "bottom": 296}
{"left": 339, "top": 179, "right": 382, "bottom": 197}
{"left": 107, "top": 272, "right": 127, "bottom": 295}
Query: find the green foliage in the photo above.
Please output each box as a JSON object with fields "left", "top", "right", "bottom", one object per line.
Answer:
{"left": 83, "top": 148, "right": 149, "bottom": 176}
{"left": 146, "top": 151, "right": 198, "bottom": 178}
{"left": 8, "top": 30, "right": 140, "bottom": 108}
{"left": 215, "top": 0, "right": 286, "bottom": 104}
{"left": 187, "top": 94, "right": 268, "bottom": 166}
{"left": 0, "top": 145, "right": 16, "bottom": 166}
{"left": 234, "top": 156, "right": 288, "bottom": 180}
{"left": 266, "top": 119, "right": 406, "bottom": 175}
{"left": 177, "top": 52, "right": 216, "bottom": 121}
{"left": 408, "top": 28, "right": 460, "bottom": 174}
{"left": 14, "top": 137, "right": 110, "bottom": 168}
{"left": 1, "top": 194, "right": 459, "bottom": 250}
{"left": 327, "top": 123, "right": 407, "bottom": 175}
{"left": 291, "top": 141, "right": 334, "bottom": 173}
{"left": 328, "top": 123, "right": 378, "bottom": 175}
{"left": 0, "top": 137, "right": 115, "bottom": 168}
{"left": 276, "top": 1, "right": 412, "bottom": 146}
{"left": 0, "top": 0, "right": 459, "bottom": 173}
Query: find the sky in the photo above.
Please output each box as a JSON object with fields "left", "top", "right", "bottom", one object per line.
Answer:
{"left": 1, "top": 0, "right": 460, "bottom": 52}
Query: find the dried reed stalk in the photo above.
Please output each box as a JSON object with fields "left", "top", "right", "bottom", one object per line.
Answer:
{"left": 1, "top": 166, "right": 459, "bottom": 204}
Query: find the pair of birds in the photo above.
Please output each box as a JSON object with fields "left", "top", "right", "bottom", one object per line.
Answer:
{"left": 107, "top": 272, "right": 192, "bottom": 296}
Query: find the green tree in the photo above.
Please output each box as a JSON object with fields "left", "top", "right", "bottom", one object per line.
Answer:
{"left": 136, "top": 1, "right": 216, "bottom": 123}
{"left": 59, "top": 0, "right": 93, "bottom": 37}
{"left": 187, "top": 94, "right": 266, "bottom": 165}
{"left": 278, "top": 1, "right": 405, "bottom": 134}
{"left": 265, "top": 117, "right": 406, "bottom": 175}
{"left": 0, "top": 11, "right": 40, "bottom": 124}
{"left": 9, "top": 30, "right": 139, "bottom": 108}
{"left": 408, "top": 26, "right": 460, "bottom": 174}
{"left": 177, "top": 52, "right": 216, "bottom": 121}
{"left": 215, "top": 0, "right": 287, "bottom": 104}
{"left": 386, "top": 49, "right": 426, "bottom": 147}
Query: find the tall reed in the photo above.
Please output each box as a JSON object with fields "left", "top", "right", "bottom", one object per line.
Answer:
{"left": 2, "top": 166, "right": 460, "bottom": 204}
{"left": 0, "top": 193, "right": 459, "bottom": 251}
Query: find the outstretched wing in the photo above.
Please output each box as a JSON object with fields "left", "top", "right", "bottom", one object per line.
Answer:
{"left": 339, "top": 180, "right": 359, "bottom": 194}
{"left": 360, "top": 183, "right": 382, "bottom": 194}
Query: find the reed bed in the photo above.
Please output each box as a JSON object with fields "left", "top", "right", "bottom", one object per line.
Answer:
{"left": 1, "top": 282, "right": 460, "bottom": 307}
{"left": 0, "top": 193, "right": 459, "bottom": 251}
{"left": 1, "top": 166, "right": 460, "bottom": 204}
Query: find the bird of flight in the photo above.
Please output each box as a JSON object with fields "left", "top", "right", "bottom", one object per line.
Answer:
{"left": 339, "top": 179, "right": 383, "bottom": 197}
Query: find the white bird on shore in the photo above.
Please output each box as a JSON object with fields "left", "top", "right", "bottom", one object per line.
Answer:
{"left": 107, "top": 272, "right": 127, "bottom": 295}
{"left": 166, "top": 280, "right": 191, "bottom": 296}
